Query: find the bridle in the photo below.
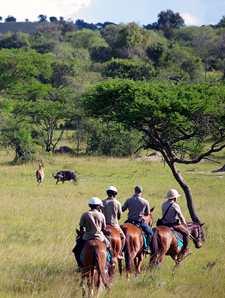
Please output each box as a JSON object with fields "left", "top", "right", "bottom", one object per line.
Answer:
{"left": 190, "top": 225, "right": 201, "bottom": 244}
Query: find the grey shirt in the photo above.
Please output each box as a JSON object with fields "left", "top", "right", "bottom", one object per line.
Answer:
{"left": 122, "top": 194, "right": 150, "bottom": 221}
{"left": 161, "top": 200, "right": 186, "bottom": 224}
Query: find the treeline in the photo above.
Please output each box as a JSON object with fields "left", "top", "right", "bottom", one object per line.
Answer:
{"left": 1, "top": 9, "right": 225, "bottom": 162}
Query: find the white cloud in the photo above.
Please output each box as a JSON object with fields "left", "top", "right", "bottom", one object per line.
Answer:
{"left": 181, "top": 12, "right": 200, "bottom": 26}
{"left": 1, "top": 0, "right": 92, "bottom": 22}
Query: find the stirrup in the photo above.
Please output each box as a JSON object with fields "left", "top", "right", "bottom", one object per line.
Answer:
{"left": 118, "top": 253, "right": 124, "bottom": 260}
{"left": 183, "top": 249, "right": 192, "bottom": 256}
{"left": 143, "top": 247, "right": 151, "bottom": 254}
{"left": 74, "top": 266, "right": 84, "bottom": 273}
{"left": 110, "top": 257, "right": 117, "bottom": 265}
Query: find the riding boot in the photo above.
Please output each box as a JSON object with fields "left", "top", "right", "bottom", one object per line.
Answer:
{"left": 179, "top": 235, "right": 192, "bottom": 258}
{"left": 72, "top": 238, "right": 85, "bottom": 269}
{"left": 144, "top": 234, "right": 153, "bottom": 254}
{"left": 183, "top": 234, "right": 189, "bottom": 251}
{"left": 118, "top": 238, "right": 125, "bottom": 259}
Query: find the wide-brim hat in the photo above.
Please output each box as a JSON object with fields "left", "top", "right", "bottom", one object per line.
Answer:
{"left": 164, "top": 189, "right": 181, "bottom": 199}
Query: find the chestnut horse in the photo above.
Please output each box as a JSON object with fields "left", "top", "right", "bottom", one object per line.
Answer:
{"left": 106, "top": 224, "right": 123, "bottom": 276}
{"left": 80, "top": 239, "right": 112, "bottom": 297}
{"left": 120, "top": 207, "right": 154, "bottom": 278}
{"left": 150, "top": 222, "right": 204, "bottom": 269}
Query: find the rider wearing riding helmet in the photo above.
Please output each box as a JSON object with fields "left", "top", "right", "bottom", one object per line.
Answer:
{"left": 161, "top": 189, "right": 192, "bottom": 258}
{"left": 122, "top": 185, "right": 153, "bottom": 254}
{"left": 101, "top": 186, "right": 126, "bottom": 259}
{"left": 73, "top": 197, "right": 116, "bottom": 271}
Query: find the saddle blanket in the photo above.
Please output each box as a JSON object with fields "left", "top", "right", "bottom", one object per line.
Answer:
{"left": 171, "top": 230, "right": 183, "bottom": 247}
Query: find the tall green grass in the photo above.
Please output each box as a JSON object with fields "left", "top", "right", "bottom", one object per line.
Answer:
{"left": 0, "top": 151, "right": 225, "bottom": 297}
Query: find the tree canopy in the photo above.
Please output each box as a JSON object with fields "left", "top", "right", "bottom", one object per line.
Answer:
{"left": 83, "top": 78, "right": 225, "bottom": 223}
{"left": 1, "top": 9, "right": 225, "bottom": 162}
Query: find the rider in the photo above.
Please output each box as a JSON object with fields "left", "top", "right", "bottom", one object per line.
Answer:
{"left": 122, "top": 185, "right": 153, "bottom": 254}
{"left": 161, "top": 189, "right": 192, "bottom": 258}
{"left": 72, "top": 197, "right": 116, "bottom": 271}
{"left": 101, "top": 186, "right": 126, "bottom": 260}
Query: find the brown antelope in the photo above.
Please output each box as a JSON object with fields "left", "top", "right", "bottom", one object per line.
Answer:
{"left": 36, "top": 164, "right": 44, "bottom": 186}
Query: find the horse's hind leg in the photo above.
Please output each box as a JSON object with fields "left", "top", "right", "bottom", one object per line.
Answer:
{"left": 81, "top": 274, "right": 86, "bottom": 297}
{"left": 158, "top": 251, "right": 166, "bottom": 264}
{"left": 150, "top": 251, "right": 165, "bottom": 270}
{"left": 149, "top": 253, "right": 158, "bottom": 267}
{"left": 150, "top": 251, "right": 162, "bottom": 270}
{"left": 135, "top": 256, "right": 144, "bottom": 277}
{"left": 88, "top": 270, "right": 94, "bottom": 297}
{"left": 118, "top": 259, "right": 123, "bottom": 275}
{"left": 96, "top": 270, "right": 103, "bottom": 296}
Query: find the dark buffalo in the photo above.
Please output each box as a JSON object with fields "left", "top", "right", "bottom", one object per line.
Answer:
{"left": 52, "top": 171, "right": 77, "bottom": 185}
{"left": 54, "top": 146, "right": 73, "bottom": 154}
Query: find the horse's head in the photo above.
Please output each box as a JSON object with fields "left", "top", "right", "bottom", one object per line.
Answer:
{"left": 188, "top": 222, "right": 204, "bottom": 249}
{"left": 145, "top": 207, "right": 154, "bottom": 227}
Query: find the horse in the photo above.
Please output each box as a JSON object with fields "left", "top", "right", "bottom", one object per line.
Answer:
{"left": 149, "top": 222, "right": 204, "bottom": 271}
{"left": 120, "top": 207, "right": 154, "bottom": 278}
{"left": 106, "top": 224, "right": 123, "bottom": 276}
{"left": 79, "top": 239, "right": 112, "bottom": 297}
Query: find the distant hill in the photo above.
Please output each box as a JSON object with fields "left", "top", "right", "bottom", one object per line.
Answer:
{"left": 0, "top": 22, "right": 47, "bottom": 35}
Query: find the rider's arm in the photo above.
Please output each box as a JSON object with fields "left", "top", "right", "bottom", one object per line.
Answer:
{"left": 122, "top": 201, "right": 128, "bottom": 212}
{"left": 175, "top": 204, "right": 186, "bottom": 224}
{"left": 103, "top": 226, "right": 111, "bottom": 236}
{"left": 144, "top": 201, "right": 150, "bottom": 216}
{"left": 117, "top": 203, "right": 122, "bottom": 220}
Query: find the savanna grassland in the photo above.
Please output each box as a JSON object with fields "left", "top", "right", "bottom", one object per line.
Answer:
{"left": 0, "top": 149, "right": 225, "bottom": 298}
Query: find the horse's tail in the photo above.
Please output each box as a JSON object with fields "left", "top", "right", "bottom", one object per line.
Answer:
{"left": 150, "top": 228, "right": 159, "bottom": 265}
{"left": 94, "top": 245, "right": 111, "bottom": 289}
{"left": 123, "top": 227, "right": 133, "bottom": 273}
{"left": 151, "top": 228, "right": 159, "bottom": 255}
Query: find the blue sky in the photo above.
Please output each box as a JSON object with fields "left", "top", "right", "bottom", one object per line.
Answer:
{"left": 1, "top": 0, "right": 225, "bottom": 26}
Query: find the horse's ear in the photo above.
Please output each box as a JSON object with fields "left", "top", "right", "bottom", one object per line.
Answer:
{"left": 200, "top": 223, "right": 204, "bottom": 227}
{"left": 150, "top": 206, "right": 155, "bottom": 212}
{"left": 76, "top": 228, "right": 80, "bottom": 235}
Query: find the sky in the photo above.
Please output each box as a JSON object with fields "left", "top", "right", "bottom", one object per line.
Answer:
{"left": 1, "top": 0, "right": 225, "bottom": 27}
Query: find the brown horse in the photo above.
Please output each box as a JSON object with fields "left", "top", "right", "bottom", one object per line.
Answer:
{"left": 120, "top": 207, "right": 154, "bottom": 278}
{"left": 80, "top": 239, "right": 112, "bottom": 297}
{"left": 106, "top": 224, "right": 123, "bottom": 276}
{"left": 150, "top": 222, "right": 204, "bottom": 270}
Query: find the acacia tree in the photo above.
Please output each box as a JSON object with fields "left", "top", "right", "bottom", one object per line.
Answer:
{"left": 83, "top": 79, "right": 225, "bottom": 224}
{"left": 0, "top": 49, "right": 76, "bottom": 154}
{"left": 14, "top": 100, "right": 72, "bottom": 153}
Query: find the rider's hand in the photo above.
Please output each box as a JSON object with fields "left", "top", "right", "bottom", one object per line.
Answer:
{"left": 103, "top": 227, "right": 111, "bottom": 236}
